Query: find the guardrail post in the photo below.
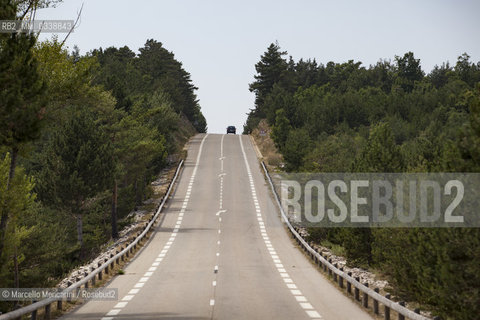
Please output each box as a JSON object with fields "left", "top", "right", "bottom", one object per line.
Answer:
{"left": 322, "top": 255, "right": 327, "bottom": 272}
{"left": 75, "top": 277, "right": 81, "bottom": 297}
{"left": 354, "top": 277, "right": 360, "bottom": 301}
{"left": 67, "top": 281, "right": 72, "bottom": 302}
{"left": 398, "top": 302, "right": 405, "bottom": 320}
{"left": 333, "top": 264, "right": 338, "bottom": 281}
{"left": 363, "top": 282, "right": 369, "bottom": 308}
{"left": 44, "top": 303, "right": 51, "bottom": 320}
{"left": 91, "top": 267, "right": 96, "bottom": 286}
{"left": 384, "top": 293, "right": 391, "bottom": 320}
{"left": 347, "top": 272, "right": 352, "bottom": 294}
{"left": 98, "top": 263, "right": 103, "bottom": 280}
{"left": 328, "top": 259, "right": 332, "bottom": 277}
{"left": 338, "top": 268, "right": 344, "bottom": 288}
{"left": 373, "top": 288, "right": 379, "bottom": 314}
{"left": 116, "top": 250, "right": 120, "bottom": 264}
{"left": 104, "top": 258, "right": 109, "bottom": 274}
{"left": 84, "top": 271, "right": 89, "bottom": 288}
{"left": 31, "top": 301, "right": 37, "bottom": 320}
{"left": 57, "top": 298, "right": 63, "bottom": 311}
{"left": 110, "top": 253, "right": 115, "bottom": 267}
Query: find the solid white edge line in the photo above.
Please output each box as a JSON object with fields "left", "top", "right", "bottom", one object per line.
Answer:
{"left": 239, "top": 134, "right": 323, "bottom": 319}
{"left": 114, "top": 301, "right": 128, "bottom": 308}
{"left": 106, "top": 309, "right": 121, "bottom": 316}
{"left": 300, "top": 302, "right": 314, "bottom": 310}
{"left": 306, "top": 310, "right": 322, "bottom": 318}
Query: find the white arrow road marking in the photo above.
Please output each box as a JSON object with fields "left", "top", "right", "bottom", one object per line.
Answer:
{"left": 216, "top": 210, "right": 227, "bottom": 216}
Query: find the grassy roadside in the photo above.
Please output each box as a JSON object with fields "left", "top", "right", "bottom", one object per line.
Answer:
{"left": 250, "top": 119, "right": 283, "bottom": 168}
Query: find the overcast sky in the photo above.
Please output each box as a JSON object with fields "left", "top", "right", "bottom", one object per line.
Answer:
{"left": 36, "top": 0, "right": 480, "bottom": 133}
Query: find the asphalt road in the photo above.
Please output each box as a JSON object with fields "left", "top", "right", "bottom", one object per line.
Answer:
{"left": 62, "top": 134, "right": 373, "bottom": 320}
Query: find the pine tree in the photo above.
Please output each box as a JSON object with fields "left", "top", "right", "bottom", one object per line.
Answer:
{"left": 282, "top": 128, "right": 311, "bottom": 171}
{"left": 271, "top": 108, "right": 293, "bottom": 153}
{"left": 135, "top": 39, "right": 205, "bottom": 132}
{"left": 249, "top": 42, "right": 288, "bottom": 117}
{"left": 0, "top": 13, "right": 47, "bottom": 259}
{"left": 36, "top": 111, "right": 114, "bottom": 255}
{"left": 0, "top": 154, "right": 36, "bottom": 289}
{"left": 354, "top": 122, "right": 404, "bottom": 172}
{"left": 394, "top": 52, "right": 424, "bottom": 92}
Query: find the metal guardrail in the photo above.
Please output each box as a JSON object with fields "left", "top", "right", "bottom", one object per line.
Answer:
{"left": 260, "top": 161, "right": 434, "bottom": 320}
{"left": 0, "top": 160, "right": 184, "bottom": 320}
{"left": 1, "top": 157, "right": 436, "bottom": 320}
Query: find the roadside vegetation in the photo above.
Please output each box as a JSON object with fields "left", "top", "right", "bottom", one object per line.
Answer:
{"left": 0, "top": 1, "right": 206, "bottom": 313}
{"left": 246, "top": 42, "right": 480, "bottom": 320}
{"left": 250, "top": 119, "right": 283, "bottom": 167}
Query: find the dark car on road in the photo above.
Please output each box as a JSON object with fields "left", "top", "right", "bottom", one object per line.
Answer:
{"left": 227, "top": 126, "right": 236, "bottom": 134}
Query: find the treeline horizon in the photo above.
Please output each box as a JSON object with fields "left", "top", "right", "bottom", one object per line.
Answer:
{"left": 0, "top": 2, "right": 206, "bottom": 313}
{"left": 246, "top": 42, "right": 480, "bottom": 319}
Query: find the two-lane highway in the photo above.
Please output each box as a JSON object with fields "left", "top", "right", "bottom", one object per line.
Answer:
{"left": 63, "top": 134, "right": 373, "bottom": 319}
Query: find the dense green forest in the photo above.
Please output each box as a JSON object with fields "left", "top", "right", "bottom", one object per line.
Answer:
{"left": 246, "top": 43, "right": 480, "bottom": 319}
{"left": 0, "top": 1, "right": 206, "bottom": 312}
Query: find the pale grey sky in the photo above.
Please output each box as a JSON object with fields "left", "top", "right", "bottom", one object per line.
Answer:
{"left": 37, "top": 0, "right": 480, "bottom": 133}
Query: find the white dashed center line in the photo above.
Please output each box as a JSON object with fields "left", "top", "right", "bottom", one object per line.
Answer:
{"left": 210, "top": 134, "right": 226, "bottom": 314}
